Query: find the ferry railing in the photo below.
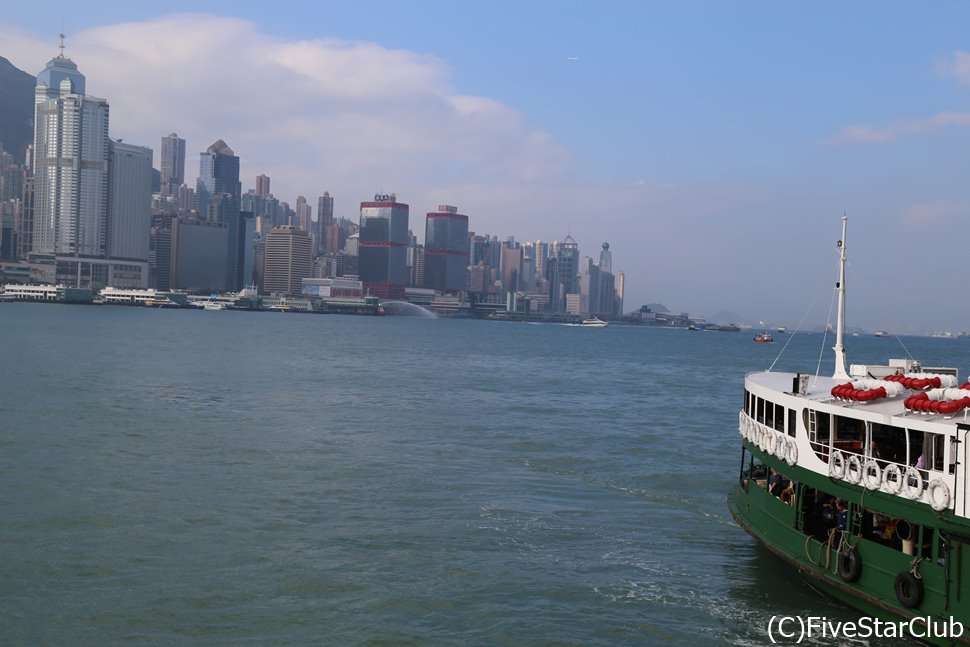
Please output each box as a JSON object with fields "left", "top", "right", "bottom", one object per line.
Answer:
{"left": 739, "top": 410, "right": 954, "bottom": 512}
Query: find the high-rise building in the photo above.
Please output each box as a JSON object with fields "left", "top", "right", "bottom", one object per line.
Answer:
{"left": 500, "top": 242, "right": 522, "bottom": 294}
{"left": 424, "top": 204, "right": 469, "bottom": 292}
{"left": 239, "top": 211, "right": 256, "bottom": 288}
{"left": 358, "top": 193, "right": 408, "bottom": 299}
{"left": 196, "top": 139, "right": 241, "bottom": 290}
{"left": 170, "top": 217, "right": 228, "bottom": 292}
{"left": 255, "top": 174, "right": 271, "bottom": 198}
{"left": 31, "top": 50, "right": 109, "bottom": 258}
{"left": 107, "top": 140, "right": 152, "bottom": 261}
{"left": 599, "top": 242, "right": 612, "bottom": 274}
{"left": 616, "top": 271, "right": 625, "bottom": 316}
{"left": 263, "top": 225, "right": 312, "bottom": 294}
{"left": 317, "top": 192, "right": 334, "bottom": 255}
{"left": 548, "top": 234, "right": 579, "bottom": 311}
{"left": 160, "top": 132, "right": 185, "bottom": 196}
{"left": 295, "top": 196, "right": 311, "bottom": 232}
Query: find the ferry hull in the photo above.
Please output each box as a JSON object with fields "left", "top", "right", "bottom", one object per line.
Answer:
{"left": 728, "top": 474, "right": 970, "bottom": 646}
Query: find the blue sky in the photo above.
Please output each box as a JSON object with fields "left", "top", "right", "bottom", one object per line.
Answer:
{"left": 3, "top": 2, "right": 970, "bottom": 332}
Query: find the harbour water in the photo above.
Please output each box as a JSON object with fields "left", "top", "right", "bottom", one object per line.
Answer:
{"left": 2, "top": 303, "right": 968, "bottom": 645}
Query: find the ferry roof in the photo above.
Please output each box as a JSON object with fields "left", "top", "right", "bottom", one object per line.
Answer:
{"left": 745, "top": 369, "right": 970, "bottom": 430}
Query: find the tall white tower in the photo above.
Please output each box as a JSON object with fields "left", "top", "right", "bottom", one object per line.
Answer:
{"left": 31, "top": 46, "right": 110, "bottom": 257}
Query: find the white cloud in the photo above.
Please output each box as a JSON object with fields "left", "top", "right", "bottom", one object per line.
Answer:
{"left": 823, "top": 111, "right": 970, "bottom": 146}
{"left": 938, "top": 51, "right": 970, "bottom": 86}
{"left": 1, "top": 13, "right": 573, "bottom": 215}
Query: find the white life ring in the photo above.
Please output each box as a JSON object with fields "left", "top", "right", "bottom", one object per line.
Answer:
{"left": 829, "top": 450, "right": 846, "bottom": 479}
{"left": 785, "top": 437, "right": 798, "bottom": 466}
{"left": 764, "top": 430, "right": 776, "bottom": 455}
{"left": 927, "top": 478, "right": 951, "bottom": 512}
{"left": 902, "top": 466, "right": 924, "bottom": 500}
{"left": 772, "top": 433, "right": 785, "bottom": 459}
{"left": 862, "top": 459, "right": 882, "bottom": 490}
{"left": 845, "top": 454, "right": 863, "bottom": 484}
{"left": 882, "top": 463, "right": 903, "bottom": 494}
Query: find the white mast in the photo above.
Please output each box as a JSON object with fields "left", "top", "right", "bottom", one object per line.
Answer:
{"left": 833, "top": 214, "right": 849, "bottom": 380}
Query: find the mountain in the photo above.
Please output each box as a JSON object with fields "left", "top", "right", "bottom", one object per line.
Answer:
{"left": 0, "top": 56, "right": 35, "bottom": 164}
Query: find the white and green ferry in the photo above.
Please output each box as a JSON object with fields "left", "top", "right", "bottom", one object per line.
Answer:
{"left": 728, "top": 216, "right": 970, "bottom": 644}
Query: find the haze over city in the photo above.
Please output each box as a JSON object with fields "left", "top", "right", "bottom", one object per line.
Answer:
{"left": 3, "top": 1, "right": 969, "bottom": 333}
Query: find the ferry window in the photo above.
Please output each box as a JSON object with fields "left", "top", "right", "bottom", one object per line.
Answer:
{"left": 908, "top": 429, "right": 925, "bottom": 468}
{"left": 798, "top": 486, "right": 844, "bottom": 541}
{"left": 787, "top": 409, "right": 796, "bottom": 437}
{"left": 870, "top": 423, "right": 906, "bottom": 465}
{"left": 950, "top": 437, "right": 959, "bottom": 475}
{"left": 804, "top": 409, "right": 831, "bottom": 460}
{"left": 774, "top": 403, "right": 784, "bottom": 432}
{"left": 757, "top": 398, "right": 765, "bottom": 424}
{"left": 765, "top": 400, "right": 774, "bottom": 428}
{"left": 925, "top": 433, "right": 945, "bottom": 472}
{"left": 743, "top": 390, "right": 750, "bottom": 414}
{"left": 742, "top": 452, "right": 767, "bottom": 491}
{"left": 834, "top": 415, "right": 864, "bottom": 454}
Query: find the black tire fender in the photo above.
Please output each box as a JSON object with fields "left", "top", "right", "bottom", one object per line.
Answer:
{"left": 837, "top": 546, "right": 862, "bottom": 582}
{"left": 894, "top": 572, "right": 923, "bottom": 608}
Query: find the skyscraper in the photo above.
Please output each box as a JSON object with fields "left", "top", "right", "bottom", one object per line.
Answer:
{"left": 107, "top": 140, "right": 152, "bottom": 261}
{"left": 256, "top": 174, "right": 271, "bottom": 198}
{"left": 599, "top": 242, "right": 612, "bottom": 274}
{"left": 31, "top": 50, "right": 109, "bottom": 258}
{"left": 548, "top": 234, "right": 579, "bottom": 311}
{"left": 424, "top": 204, "right": 469, "bottom": 292}
{"left": 317, "top": 192, "right": 334, "bottom": 255}
{"left": 160, "top": 132, "right": 185, "bottom": 196}
{"left": 358, "top": 193, "right": 408, "bottom": 299}
{"left": 264, "top": 225, "right": 312, "bottom": 294}
{"left": 196, "top": 139, "right": 241, "bottom": 290}
{"left": 295, "top": 196, "right": 311, "bottom": 232}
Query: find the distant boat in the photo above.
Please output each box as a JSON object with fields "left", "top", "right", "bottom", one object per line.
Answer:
{"left": 202, "top": 301, "right": 228, "bottom": 311}
{"left": 753, "top": 332, "right": 774, "bottom": 343}
{"left": 776, "top": 326, "right": 787, "bottom": 333}
{"left": 714, "top": 324, "right": 740, "bottom": 332}
{"left": 580, "top": 317, "right": 608, "bottom": 328}
{"left": 874, "top": 330, "right": 889, "bottom": 338}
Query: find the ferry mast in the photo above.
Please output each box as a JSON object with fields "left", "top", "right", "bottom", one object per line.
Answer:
{"left": 833, "top": 214, "right": 849, "bottom": 380}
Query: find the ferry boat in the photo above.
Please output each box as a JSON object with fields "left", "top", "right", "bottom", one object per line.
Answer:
{"left": 754, "top": 332, "right": 774, "bottom": 343}
{"left": 580, "top": 317, "right": 608, "bottom": 328}
{"left": 728, "top": 216, "right": 970, "bottom": 644}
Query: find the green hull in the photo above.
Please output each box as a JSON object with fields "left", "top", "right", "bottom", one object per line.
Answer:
{"left": 729, "top": 441, "right": 970, "bottom": 646}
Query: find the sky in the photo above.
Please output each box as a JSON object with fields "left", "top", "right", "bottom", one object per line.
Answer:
{"left": 2, "top": 1, "right": 969, "bottom": 333}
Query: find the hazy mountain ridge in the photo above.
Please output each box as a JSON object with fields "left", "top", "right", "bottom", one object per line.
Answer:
{"left": 0, "top": 56, "right": 35, "bottom": 163}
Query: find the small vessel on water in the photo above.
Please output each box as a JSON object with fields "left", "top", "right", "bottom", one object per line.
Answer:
{"left": 580, "top": 317, "right": 608, "bottom": 328}
{"left": 753, "top": 332, "right": 774, "bottom": 343}
{"left": 714, "top": 323, "right": 740, "bottom": 332}
{"left": 728, "top": 216, "right": 970, "bottom": 644}
{"left": 202, "top": 301, "right": 228, "bottom": 311}
{"left": 875, "top": 330, "right": 889, "bottom": 338}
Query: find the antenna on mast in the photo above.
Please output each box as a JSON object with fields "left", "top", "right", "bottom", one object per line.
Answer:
{"left": 58, "top": 19, "right": 66, "bottom": 57}
{"left": 833, "top": 214, "right": 849, "bottom": 380}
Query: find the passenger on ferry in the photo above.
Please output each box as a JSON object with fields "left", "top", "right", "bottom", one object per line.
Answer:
{"left": 835, "top": 500, "right": 848, "bottom": 531}
{"left": 780, "top": 483, "right": 795, "bottom": 506}
{"left": 768, "top": 469, "right": 783, "bottom": 497}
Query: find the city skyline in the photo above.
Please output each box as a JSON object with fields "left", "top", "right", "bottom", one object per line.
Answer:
{"left": 2, "top": 4, "right": 970, "bottom": 331}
